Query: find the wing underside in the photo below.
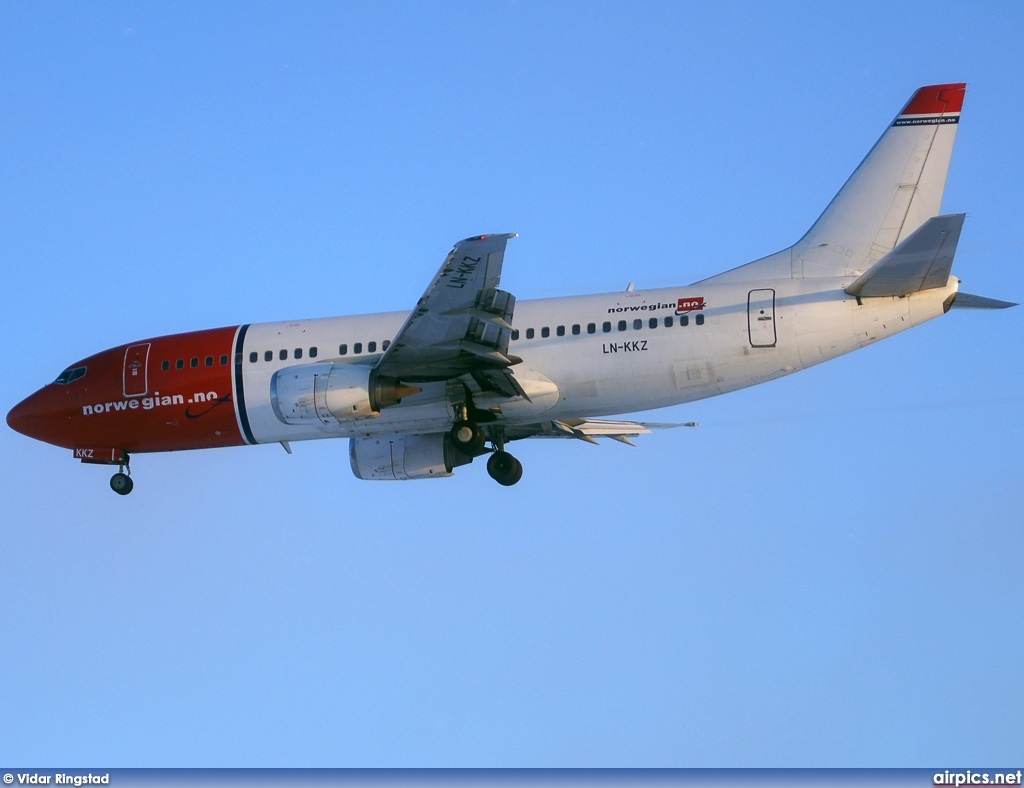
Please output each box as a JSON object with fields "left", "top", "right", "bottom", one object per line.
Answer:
{"left": 506, "top": 419, "right": 690, "bottom": 445}
{"left": 374, "top": 234, "right": 525, "bottom": 397}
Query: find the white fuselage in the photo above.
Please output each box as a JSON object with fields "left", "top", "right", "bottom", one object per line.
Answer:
{"left": 237, "top": 275, "right": 958, "bottom": 444}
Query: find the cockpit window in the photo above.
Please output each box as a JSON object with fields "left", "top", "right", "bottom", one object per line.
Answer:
{"left": 55, "top": 366, "right": 87, "bottom": 385}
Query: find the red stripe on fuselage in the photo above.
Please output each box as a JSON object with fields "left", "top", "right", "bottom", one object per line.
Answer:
{"left": 8, "top": 326, "right": 246, "bottom": 453}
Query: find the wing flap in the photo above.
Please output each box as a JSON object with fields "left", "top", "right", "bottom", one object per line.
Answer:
{"left": 375, "top": 234, "right": 520, "bottom": 387}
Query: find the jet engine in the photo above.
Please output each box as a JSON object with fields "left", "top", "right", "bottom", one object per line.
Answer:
{"left": 271, "top": 362, "right": 420, "bottom": 425}
{"left": 349, "top": 433, "right": 471, "bottom": 480}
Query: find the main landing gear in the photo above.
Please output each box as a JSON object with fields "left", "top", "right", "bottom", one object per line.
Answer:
{"left": 450, "top": 400, "right": 523, "bottom": 486}
{"left": 452, "top": 422, "right": 522, "bottom": 486}
{"left": 450, "top": 420, "right": 487, "bottom": 457}
{"left": 486, "top": 450, "right": 523, "bottom": 486}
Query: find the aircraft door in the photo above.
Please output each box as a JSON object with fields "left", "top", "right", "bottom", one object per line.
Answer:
{"left": 747, "top": 289, "right": 777, "bottom": 348}
{"left": 123, "top": 343, "right": 151, "bottom": 397}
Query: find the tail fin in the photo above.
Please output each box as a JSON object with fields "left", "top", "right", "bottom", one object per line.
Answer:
{"left": 698, "top": 83, "right": 966, "bottom": 285}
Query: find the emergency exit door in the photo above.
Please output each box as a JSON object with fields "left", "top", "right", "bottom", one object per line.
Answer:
{"left": 747, "top": 289, "right": 777, "bottom": 348}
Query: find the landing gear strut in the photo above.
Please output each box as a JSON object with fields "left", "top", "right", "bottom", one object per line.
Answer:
{"left": 109, "top": 455, "right": 133, "bottom": 496}
{"left": 450, "top": 397, "right": 522, "bottom": 485}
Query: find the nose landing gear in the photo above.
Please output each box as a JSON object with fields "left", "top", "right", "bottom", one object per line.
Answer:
{"left": 75, "top": 447, "right": 135, "bottom": 495}
{"left": 110, "top": 471, "right": 134, "bottom": 495}
{"left": 109, "top": 454, "right": 133, "bottom": 496}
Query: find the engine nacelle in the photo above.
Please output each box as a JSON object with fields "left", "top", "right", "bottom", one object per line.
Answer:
{"left": 349, "top": 433, "right": 471, "bottom": 480}
{"left": 271, "top": 362, "right": 419, "bottom": 425}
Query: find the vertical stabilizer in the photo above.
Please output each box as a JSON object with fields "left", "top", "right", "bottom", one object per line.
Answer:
{"left": 697, "top": 83, "right": 965, "bottom": 285}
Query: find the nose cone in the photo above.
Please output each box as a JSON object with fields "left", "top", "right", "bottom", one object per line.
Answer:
{"left": 7, "top": 393, "right": 39, "bottom": 436}
{"left": 7, "top": 387, "right": 76, "bottom": 448}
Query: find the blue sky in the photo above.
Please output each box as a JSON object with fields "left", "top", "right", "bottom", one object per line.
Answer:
{"left": 2, "top": 1, "right": 1022, "bottom": 768}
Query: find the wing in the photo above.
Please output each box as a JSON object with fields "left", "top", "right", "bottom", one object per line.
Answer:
{"left": 374, "top": 234, "right": 525, "bottom": 397}
{"left": 506, "top": 419, "right": 696, "bottom": 445}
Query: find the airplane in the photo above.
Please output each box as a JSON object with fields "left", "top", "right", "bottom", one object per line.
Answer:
{"left": 6, "top": 83, "right": 1016, "bottom": 494}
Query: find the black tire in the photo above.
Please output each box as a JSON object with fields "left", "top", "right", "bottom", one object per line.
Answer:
{"left": 486, "top": 451, "right": 523, "bottom": 486}
{"left": 110, "top": 472, "right": 134, "bottom": 495}
{"left": 451, "top": 421, "right": 486, "bottom": 457}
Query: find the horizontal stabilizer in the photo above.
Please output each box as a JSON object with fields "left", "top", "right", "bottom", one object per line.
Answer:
{"left": 845, "top": 213, "right": 965, "bottom": 298}
{"left": 951, "top": 292, "right": 1018, "bottom": 309}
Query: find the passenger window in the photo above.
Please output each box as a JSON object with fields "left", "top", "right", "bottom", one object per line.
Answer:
{"left": 310, "top": 346, "right": 318, "bottom": 358}
{"left": 602, "top": 322, "right": 611, "bottom": 333}
{"left": 696, "top": 314, "right": 705, "bottom": 326}
{"left": 249, "top": 352, "right": 258, "bottom": 363}
{"left": 354, "top": 342, "right": 363, "bottom": 354}
{"left": 161, "top": 360, "right": 170, "bottom": 371}
{"left": 680, "top": 315, "right": 689, "bottom": 327}
{"left": 556, "top": 326, "right": 565, "bottom": 337}
{"left": 382, "top": 340, "right": 390, "bottom": 351}
{"left": 618, "top": 320, "right": 627, "bottom": 332}
{"left": 664, "top": 316, "right": 674, "bottom": 327}
{"left": 541, "top": 327, "right": 550, "bottom": 338}
{"left": 572, "top": 324, "right": 581, "bottom": 335}
{"left": 633, "top": 319, "right": 642, "bottom": 330}
{"left": 265, "top": 350, "right": 273, "bottom": 362}
{"left": 526, "top": 328, "right": 535, "bottom": 339}
{"left": 279, "top": 349, "right": 288, "bottom": 361}
{"left": 220, "top": 354, "right": 229, "bottom": 365}
{"left": 339, "top": 344, "right": 348, "bottom": 355}
{"left": 512, "top": 330, "right": 519, "bottom": 340}
{"left": 190, "top": 358, "right": 199, "bottom": 368}
{"left": 368, "top": 341, "right": 377, "bottom": 353}
{"left": 588, "top": 323, "right": 596, "bottom": 334}
{"left": 176, "top": 359, "right": 185, "bottom": 370}
{"left": 649, "top": 318, "right": 658, "bottom": 329}
{"left": 295, "top": 348, "right": 303, "bottom": 360}
{"left": 205, "top": 356, "right": 214, "bottom": 367}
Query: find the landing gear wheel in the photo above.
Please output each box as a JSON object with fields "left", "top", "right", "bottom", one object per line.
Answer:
{"left": 451, "top": 421, "right": 486, "bottom": 457}
{"left": 110, "top": 472, "right": 134, "bottom": 496}
{"left": 486, "top": 450, "right": 523, "bottom": 486}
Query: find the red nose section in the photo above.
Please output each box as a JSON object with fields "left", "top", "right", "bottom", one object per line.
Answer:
{"left": 6, "top": 396, "right": 32, "bottom": 435}
{"left": 7, "top": 387, "right": 79, "bottom": 449}
{"left": 10, "top": 327, "right": 247, "bottom": 454}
